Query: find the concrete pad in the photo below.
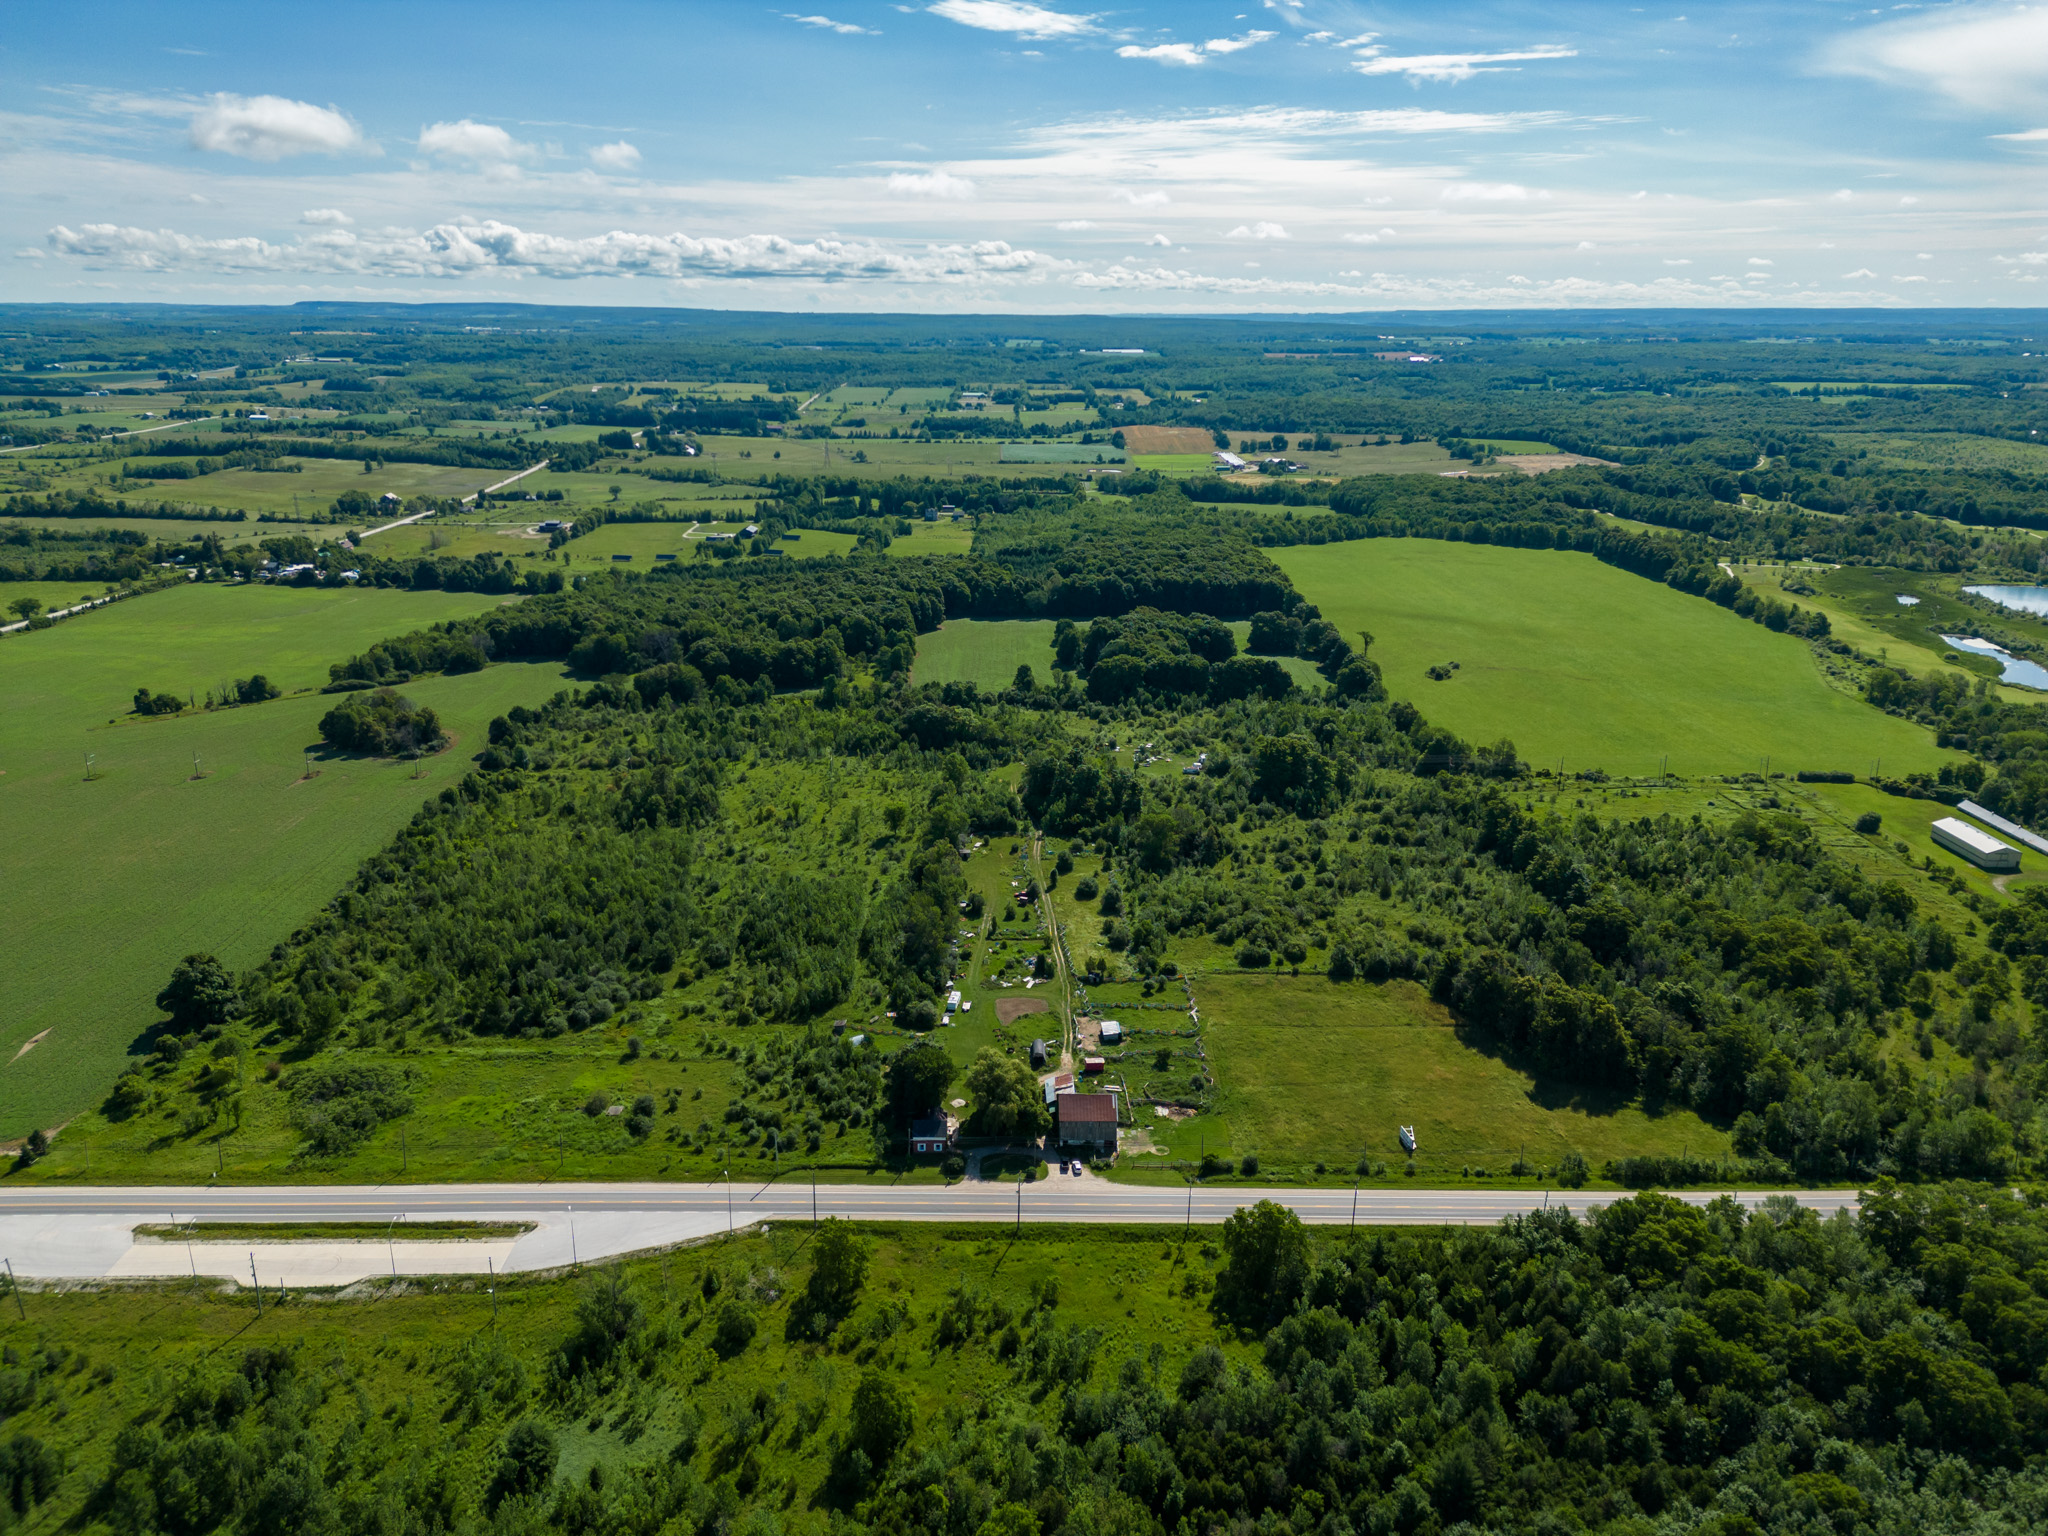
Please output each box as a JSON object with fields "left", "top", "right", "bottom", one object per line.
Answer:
{"left": 108, "top": 1239, "right": 521, "bottom": 1287}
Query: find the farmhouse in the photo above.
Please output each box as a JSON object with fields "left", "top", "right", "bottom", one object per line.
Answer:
{"left": 909, "top": 1114, "right": 952, "bottom": 1155}
{"left": 1932, "top": 816, "right": 2020, "bottom": 872}
{"left": 1055, "top": 1092, "right": 1118, "bottom": 1153}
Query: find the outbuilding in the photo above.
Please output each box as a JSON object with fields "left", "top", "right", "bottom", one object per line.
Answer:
{"left": 1082, "top": 1056, "right": 1106, "bottom": 1076}
{"left": 1932, "top": 816, "right": 2021, "bottom": 872}
{"left": 1056, "top": 1092, "right": 1118, "bottom": 1153}
{"left": 1099, "top": 1021, "right": 1123, "bottom": 1045}
{"left": 1030, "top": 1039, "right": 1048, "bottom": 1069}
{"left": 909, "top": 1115, "right": 952, "bottom": 1155}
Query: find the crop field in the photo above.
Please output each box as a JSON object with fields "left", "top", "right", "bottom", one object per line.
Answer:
{"left": 913, "top": 619, "right": 1059, "bottom": 690}
{"left": 38, "top": 455, "right": 504, "bottom": 517}
{"left": 0, "top": 583, "right": 574, "bottom": 1135}
{"left": 1130, "top": 454, "right": 1217, "bottom": 477}
{"left": 1190, "top": 974, "right": 1729, "bottom": 1175}
{"left": 1275, "top": 539, "right": 1953, "bottom": 777}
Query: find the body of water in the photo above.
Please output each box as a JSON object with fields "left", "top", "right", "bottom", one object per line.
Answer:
{"left": 1965, "top": 584, "right": 2048, "bottom": 617}
{"left": 1941, "top": 634, "right": 2048, "bottom": 690}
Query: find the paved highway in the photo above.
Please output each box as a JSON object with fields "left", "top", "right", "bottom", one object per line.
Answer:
{"left": 0, "top": 1180, "right": 1864, "bottom": 1284}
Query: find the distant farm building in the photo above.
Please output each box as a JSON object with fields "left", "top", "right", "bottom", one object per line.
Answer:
{"left": 1932, "top": 817, "right": 2020, "bottom": 872}
{"left": 1056, "top": 1092, "right": 1118, "bottom": 1152}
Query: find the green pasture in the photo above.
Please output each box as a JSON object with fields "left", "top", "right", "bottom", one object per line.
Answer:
{"left": 357, "top": 516, "right": 555, "bottom": 563}
{"left": 0, "top": 515, "right": 314, "bottom": 545}
{"left": 884, "top": 520, "right": 975, "bottom": 558}
{"left": 1192, "top": 974, "right": 1729, "bottom": 1175}
{"left": 1843, "top": 431, "right": 2048, "bottom": 474}
{"left": 0, "top": 582, "right": 573, "bottom": 1136}
{"left": 913, "top": 620, "right": 1058, "bottom": 691}
{"left": 0, "top": 580, "right": 123, "bottom": 616}
{"left": 1131, "top": 454, "right": 1217, "bottom": 477}
{"left": 41, "top": 454, "right": 501, "bottom": 517}
{"left": 1274, "top": 539, "right": 1953, "bottom": 777}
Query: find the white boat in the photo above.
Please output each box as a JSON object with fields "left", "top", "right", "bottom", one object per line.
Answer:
{"left": 1398, "top": 1125, "right": 1417, "bottom": 1153}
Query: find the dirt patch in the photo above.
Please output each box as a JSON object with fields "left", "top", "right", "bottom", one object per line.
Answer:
{"left": 9, "top": 1028, "right": 51, "bottom": 1065}
{"left": 1501, "top": 453, "right": 1618, "bottom": 474}
{"left": 996, "top": 997, "right": 1050, "bottom": 1025}
{"left": 1121, "top": 425, "right": 1218, "bottom": 455}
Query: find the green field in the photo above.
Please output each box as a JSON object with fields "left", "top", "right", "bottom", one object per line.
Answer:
{"left": 913, "top": 619, "right": 1058, "bottom": 690}
{"left": 1842, "top": 431, "right": 2048, "bottom": 474}
{"left": 0, "top": 583, "right": 575, "bottom": 1136}
{"left": 883, "top": 520, "right": 975, "bottom": 558}
{"left": 1192, "top": 974, "right": 1727, "bottom": 1175}
{"left": 1275, "top": 539, "right": 1953, "bottom": 777}
{"left": 0, "top": 579, "right": 125, "bottom": 615}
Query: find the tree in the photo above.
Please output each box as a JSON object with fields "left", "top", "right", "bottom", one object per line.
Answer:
{"left": 1012, "top": 663, "right": 1036, "bottom": 693}
{"left": 805, "top": 1220, "right": 871, "bottom": 1314}
{"left": 8, "top": 596, "right": 42, "bottom": 623}
{"left": 849, "top": 1369, "right": 914, "bottom": 1465}
{"left": 156, "top": 952, "right": 239, "bottom": 1031}
{"left": 887, "top": 1040, "right": 956, "bottom": 1123}
{"left": 964, "top": 1048, "right": 1051, "bottom": 1140}
{"left": 1214, "top": 1199, "right": 1310, "bottom": 1327}
{"left": 495, "top": 1421, "right": 557, "bottom": 1501}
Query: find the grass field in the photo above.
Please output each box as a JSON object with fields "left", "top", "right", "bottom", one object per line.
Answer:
{"left": 913, "top": 619, "right": 1059, "bottom": 690}
{"left": 0, "top": 579, "right": 121, "bottom": 615}
{"left": 1274, "top": 539, "right": 1953, "bottom": 777}
{"left": 884, "top": 520, "right": 975, "bottom": 557}
{"left": 1191, "top": 974, "right": 1728, "bottom": 1175}
{"left": 0, "top": 583, "right": 575, "bottom": 1136}
{"left": 0, "top": 1222, "right": 1239, "bottom": 1535}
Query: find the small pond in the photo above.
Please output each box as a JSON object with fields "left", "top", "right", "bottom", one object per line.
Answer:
{"left": 1965, "top": 584, "right": 2048, "bottom": 617}
{"left": 1941, "top": 634, "right": 2048, "bottom": 691}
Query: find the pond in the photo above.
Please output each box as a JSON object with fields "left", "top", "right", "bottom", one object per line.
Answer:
{"left": 1941, "top": 634, "right": 2048, "bottom": 691}
{"left": 1965, "top": 584, "right": 2048, "bottom": 617}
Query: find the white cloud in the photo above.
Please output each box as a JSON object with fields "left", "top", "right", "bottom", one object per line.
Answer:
{"left": 1576, "top": 240, "right": 1596, "bottom": 250}
{"left": 588, "top": 141, "right": 642, "bottom": 172}
{"left": 1996, "top": 251, "right": 2048, "bottom": 265}
{"left": 1205, "top": 31, "right": 1275, "bottom": 54}
{"left": 1119, "top": 43, "right": 1205, "bottom": 65}
{"left": 785, "top": 12, "right": 877, "bottom": 33}
{"left": 299, "top": 208, "right": 352, "bottom": 226}
{"left": 1894, "top": 274, "right": 1929, "bottom": 282}
{"left": 1440, "top": 182, "right": 1545, "bottom": 201}
{"left": 1843, "top": 267, "right": 1877, "bottom": 278}
{"left": 1109, "top": 188, "right": 1171, "bottom": 207}
{"left": 45, "top": 219, "right": 1070, "bottom": 284}
{"left": 1821, "top": 6, "right": 2048, "bottom": 113}
{"left": 1900, "top": 195, "right": 1919, "bottom": 206}
{"left": 1343, "top": 231, "right": 1380, "bottom": 243}
{"left": 418, "top": 119, "right": 535, "bottom": 165}
{"left": 1352, "top": 43, "right": 1576, "bottom": 83}
{"left": 1829, "top": 189, "right": 1852, "bottom": 201}
{"left": 188, "top": 93, "right": 362, "bottom": 161}
{"left": 1917, "top": 251, "right": 1933, "bottom": 260}
{"left": 927, "top": 1, "right": 1095, "bottom": 38}
{"left": 887, "top": 169, "right": 977, "bottom": 198}
{"left": 1055, "top": 218, "right": 1096, "bottom": 230}
{"left": 1146, "top": 233, "right": 1171, "bottom": 246}
{"left": 1995, "top": 127, "right": 2048, "bottom": 141}
{"left": 1747, "top": 257, "right": 1772, "bottom": 266}
{"left": 1225, "top": 221, "right": 1290, "bottom": 239}
{"left": 1664, "top": 257, "right": 1691, "bottom": 265}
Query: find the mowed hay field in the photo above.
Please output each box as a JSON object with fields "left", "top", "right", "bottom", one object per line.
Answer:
{"left": 914, "top": 619, "right": 1059, "bottom": 691}
{"left": 1274, "top": 539, "right": 1953, "bottom": 778}
{"left": 0, "top": 583, "right": 574, "bottom": 1136}
{"left": 1196, "top": 974, "right": 1727, "bottom": 1172}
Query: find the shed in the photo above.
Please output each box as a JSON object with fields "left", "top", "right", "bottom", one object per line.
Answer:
{"left": 1056, "top": 1092, "right": 1118, "bottom": 1151}
{"left": 1030, "top": 1039, "right": 1048, "bottom": 1069}
{"left": 1082, "top": 1056, "right": 1106, "bottom": 1076}
{"left": 909, "top": 1115, "right": 952, "bottom": 1155}
{"left": 1932, "top": 816, "right": 2020, "bottom": 872}
{"left": 1099, "top": 1021, "right": 1123, "bottom": 1045}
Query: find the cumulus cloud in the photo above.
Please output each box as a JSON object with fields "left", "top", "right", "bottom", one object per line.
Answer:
{"left": 588, "top": 141, "right": 642, "bottom": 172}
{"left": 1225, "top": 221, "right": 1290, "bottom": 239}
{"left": 300, "top": 208, "right": 352, "bottom": 226}
{"left": 1843, "top": 267, "right": 1877, "bottom": 278}
{"left": 887, "top": 169, "right": 977, "bottom": 198}
{"left": 418, "top": 119, "right": 536, "bottom": 165}
{"left": 1830, "top": 189, "right": 1853, "bottom": 201}
{"left": 1109, "top": 188, "right": 1171, "bottom": 207}
{"left": 1747, "top": 257, "right": 1773, "bottom": 266}
{"left": 188, "top": 93, "right": 362, "bottom": 160}
{"left": 1146, "top": 233, "right": 1171, "bottom": 246}
{"left": 927, "top": 1, "right": 1096, "bottom": 39}
{"left": 1440, "top": 182, "right": 1545, "bottom": 201}
{"left": 1343, "top": 231, "right": 1380, "bottom": 243}
{"left": 1664, "top": 258, "right": 1691, "bottom": 265}
{"left": 45, "top": 219, "right": 1069, "bottom": 284}
{"left": 1821, "top": 6, "right": 2048, "bottom": 113}
{"left": 1117, "top": 30, "right": 1274, "bottom": 65}
{"left": 1352, "top": 43, "right": 1576, "bottom": 83}
{"left": 785, "top": 12, "right": 877, "bottom": 33}
{"left": 1055, "top": 219, "right": 1096, "bottom": 230}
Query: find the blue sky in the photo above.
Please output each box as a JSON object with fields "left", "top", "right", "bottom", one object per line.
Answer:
{"left": 4, "top": 0, "right": 2047, "bottom": 310}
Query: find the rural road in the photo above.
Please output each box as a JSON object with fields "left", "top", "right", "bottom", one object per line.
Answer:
{"left": 0, "top": 1181, "right": 1863, "bottom": 1286}
{"left": 0, "top": 414, "right": 216, "bottom": 455}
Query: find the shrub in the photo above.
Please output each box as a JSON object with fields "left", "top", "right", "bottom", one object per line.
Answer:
{"left": 1239, "top": 1154, "right": 1260, "bottom": 1176}
{"left": 712, "top": 1300, "right": 758, "bottom": 1358}
{"left": 288, "top": 1064, "right": 413, "bottom": 1156}
{"left": 1236, "top": 944, "right": 1270, "bottom": 969}
{"left": 1557, "top": 1151, "right": 1590, "bottom": 1188}
{"left": 1855, "top": 812, "right": 1883, "bottom": 834}
{"left": 132, "top": 686, "right": 186, "bottom": 715}
{"left": 318, "top": 688, "right": 444, "bottom": 756}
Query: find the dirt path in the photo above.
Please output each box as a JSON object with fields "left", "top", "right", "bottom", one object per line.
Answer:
{"left": 1028, "top": 833, "right": 1077, "bottom": 1073}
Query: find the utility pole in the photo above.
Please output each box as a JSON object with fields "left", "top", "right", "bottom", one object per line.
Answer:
{"left": 1352, "top": 1177, "right": 1359, "bottom": 1231}
{"left": 487, "top": 1257, "right": 498, "bottom": 1327}
{"left": 250, "top": 1255, "right": 262, "bottom": 1316}
{"left": 812, "top": 1172, "right": 817, "bottom": 1228}
{"left": 4, "top": 1258, "right": 22, "bottom": 1320}
{"left": 568, "top": 1206, "right": 578, "bottom": 1266}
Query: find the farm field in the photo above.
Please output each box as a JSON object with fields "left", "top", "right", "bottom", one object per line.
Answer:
{"left": 1275, "top": 539, "right": 1953, "bottom": 777}
{"left": 913, "top": 619, "right": 1058, "bottom": 690}
{"left": 1187, "top": 974, "right": 1729, "bottom": 1177}
{"left": 1842, "top": 431, "right": 2048, "bottom": 472}
{"left": 0, "top": 578, "right": 125, "bottom": 615}
{"left": 883, "top": 520, "right": 975, "bottom": 557}
{"left": 41, "top": 455, "right": 506, "bottom": 517}
{"left": 0, "top": 582, "right": 572, "bottom": 1135}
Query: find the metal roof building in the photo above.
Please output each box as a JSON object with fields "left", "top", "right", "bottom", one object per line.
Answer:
{"left": 1932, "top": 816, "right": 2020, "bottom": 872}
